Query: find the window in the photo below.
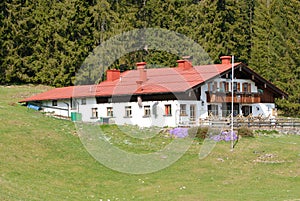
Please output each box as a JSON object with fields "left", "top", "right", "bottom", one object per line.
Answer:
{"left": 190, "top": 104, "right": 196, "bottom": 121}
{"left": 208, "top": 104, "right": 218, "bottom": 116}
{"left": 91, "top": 108, "right": 98, "bottom": 119}
{"left": 81, "top": 98, "right": 86, "bottom": 105}
{"left": 207, "top": 82, "right": 212, "bottom": 91}
{"left": 220, "top": 82, "right": 225, "bottom": 92}
{"left": 107, "top": 107, "right": 113, "bottom": 117}
{"left": 221, "top": 81, "right": 230, "bottom": 92}
{"left": 164, "top": 104, "right": 172, "bottom": 116}
{"left": 213, "top": 81, "right": 218, "bottom": 91}
{"left": 144, "top": 105, "right": 150, "bottom": 117}
{"left": 125, "top": 106, "right": 132, "bottom": 118}
{"left": 242, "top": 106, "right": 252, "bottom": 116}
{"left": 207, "top": 82, "right": 218, "bottom": 91}
{"left": 52, "top": 100, "right": 57, "bottom": 106}
{"left": 71, "top": 99, "right": 77, "bottom": 109}
{"left": 233, "top": 82, "right": 237, "bottom": 92}
{"left": 180, "top": 104, "right": 187, "bottom": 116}
{"left": 243, "top": 83, "right": 251, "bottom": 93}
{"left": 233, "top": 82, "right": 240, "bottom": 92}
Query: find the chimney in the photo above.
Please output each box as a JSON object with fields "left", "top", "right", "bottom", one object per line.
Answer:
{"left": 176, "top": 59, "right": 193, "bottom": 70}
{"left": 220, "top": 56, "right": 232, "bottom": 65}
{"left": 106, "top": 69, "right": 120, "bottom": 81}
{"left": 136, "top": 62, "right": 147, "bottom": 83}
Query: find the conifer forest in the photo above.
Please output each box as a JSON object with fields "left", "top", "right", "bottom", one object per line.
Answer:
{"left": 0, "top": 0, "right": 299, "bottom": 115}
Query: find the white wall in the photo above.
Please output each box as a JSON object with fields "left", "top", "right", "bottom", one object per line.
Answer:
{"left": 202, "top": 77, "right": 264, "bottom": 119}
{"left": 252, "top": 103, "right": 276, "bottom": 118}
{"left": 100, "top": 100, "right": 179, "bottom": 127}
{"left": 200, "top": 84, "right": 209, "bottom": 119}
{"left": 40, "top": 99, "right": 70, "bottom": 117}
{"left": 77, "top": 99, "right": 202, "bottom": 127}
{"left": 76, "top": 97, "right": 97, "bottom": 122}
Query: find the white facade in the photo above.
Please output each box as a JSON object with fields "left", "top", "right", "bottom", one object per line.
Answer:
{"left": 39, "top": 99, "right": 70, "bottom": 117}
{"left": 77, "top": 99, "right": 202, "bottom": 127}
{"left": 29, "top": 77, "right": 277, "bottom": 127}
{"left": 201, "top": 78, "right": 276, "bottom": 119}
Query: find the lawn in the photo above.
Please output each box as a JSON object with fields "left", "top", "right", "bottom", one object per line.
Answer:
{"left": 0, "top": 85, "right": 300, "bottom": 201}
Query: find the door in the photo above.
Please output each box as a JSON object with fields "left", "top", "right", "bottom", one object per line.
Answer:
{"left": 190, "top": 104, "right": 196, "bottom": 121}
{"left": 242, "top": 105, "right": 252, "bottom": 116}
{"left": 223, "top": 103, "right": 240, "bottom": 117}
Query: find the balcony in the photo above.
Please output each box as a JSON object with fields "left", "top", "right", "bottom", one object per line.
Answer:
{"left": 206, "top": 91, "right": 261, "bottom": 103}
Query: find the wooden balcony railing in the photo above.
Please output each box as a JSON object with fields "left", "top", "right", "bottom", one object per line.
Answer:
{"left": 206, "top": 91, "right": 261, "bottom": 103}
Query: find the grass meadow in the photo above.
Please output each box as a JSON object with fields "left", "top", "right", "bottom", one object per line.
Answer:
{"left": 1, "top": 85, "right": 300, "bottom": 201}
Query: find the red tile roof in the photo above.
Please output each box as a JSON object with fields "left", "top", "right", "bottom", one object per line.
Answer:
{"left": 19, "top": 63, "right": 239, "bottom": 102}
{"left": 19, "top": 85, "right": 97, "bottom": 102}
{"left": 94, "top": 63, "right": 238, "bottom": 96}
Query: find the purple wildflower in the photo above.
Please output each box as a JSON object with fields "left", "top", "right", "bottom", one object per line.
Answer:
{"left": 210, "top": 131, "right": 238, "bottom": 142}
{"left": 169, "top": 128, "right": 189, "bottom": 138}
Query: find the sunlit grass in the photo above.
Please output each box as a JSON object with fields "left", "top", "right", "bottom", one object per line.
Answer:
{"left": 1, "top": 85, "right": 300, "bottom": 201}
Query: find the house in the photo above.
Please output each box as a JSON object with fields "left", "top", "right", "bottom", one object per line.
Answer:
{"left": 19, "top": 56, "right": 287, "bottom": 127}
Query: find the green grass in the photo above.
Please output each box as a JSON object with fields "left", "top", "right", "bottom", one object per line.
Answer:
{"left": 1, "top": 85, "right": 300, "bottom": 201}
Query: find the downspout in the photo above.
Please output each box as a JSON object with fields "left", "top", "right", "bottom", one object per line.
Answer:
{"left": 76, "top": 100, "right": 80, "bottom": 113}
{"left": 63, "top": 102, "right": 70, "bottom": 118}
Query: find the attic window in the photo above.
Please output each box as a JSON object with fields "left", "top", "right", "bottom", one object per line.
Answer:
{"left": 52, "top": 100, "right": 57, "bottom": 106}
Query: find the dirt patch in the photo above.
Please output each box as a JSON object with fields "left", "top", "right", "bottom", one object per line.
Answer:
{"left": 253, "top": 153, "right": 290, "bottom": 164}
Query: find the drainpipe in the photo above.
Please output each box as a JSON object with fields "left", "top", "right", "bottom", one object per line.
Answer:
{"left": 63, "top": 102, "right": 70, "bottom": 118}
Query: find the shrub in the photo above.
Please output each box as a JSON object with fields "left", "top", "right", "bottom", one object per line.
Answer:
{"left": 254, "top": 129, "right": 279, "bottom": 135}
{"left": 238, "top": 127, "right": 254, "bottom": 137}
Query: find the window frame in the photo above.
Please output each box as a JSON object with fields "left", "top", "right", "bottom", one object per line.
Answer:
{"left": 213, "top": 81, "right": 218, "bottom": 91}
{"left": 143, "top": 105, "right": 151, "bottom": 117}
{"left": 243, "top": 83, "right": 252, "bottom": 93}
{"left": 124, "top": 106, "right": 132, "bottom": 118}
{"left": 190, "top": 104, "right": 196, "bottom": 121}
{"left": 91, "top": 108, "right": 98, "bottom": 119}
{"left": 107, "top": 107, "right": 113, "bottom": 117}
{"left": 52, "top": 100, "right": 58, "bottom": 106}
{"left": 208, "top": 104, "right": 218, "bottom": 116}
{"left": 164, "top": 104, "right": 172, "bottom": 116}
{"left": 81, "top": 98, "right": 86, "bottom": 105}
{"left": 180, "top": 104, "right": 187, "bottom": 116}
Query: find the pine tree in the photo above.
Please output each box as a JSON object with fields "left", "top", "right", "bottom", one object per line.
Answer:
{"left": 198, "top": 0, "right": 253, "bottom": 64}
{"left": 250, "top": 0, "right": 300, "bottom": 116}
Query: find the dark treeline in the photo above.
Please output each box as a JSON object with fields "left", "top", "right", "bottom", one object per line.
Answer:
{"left": 0, "top": 0, "right": 299, "bottom": 115}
